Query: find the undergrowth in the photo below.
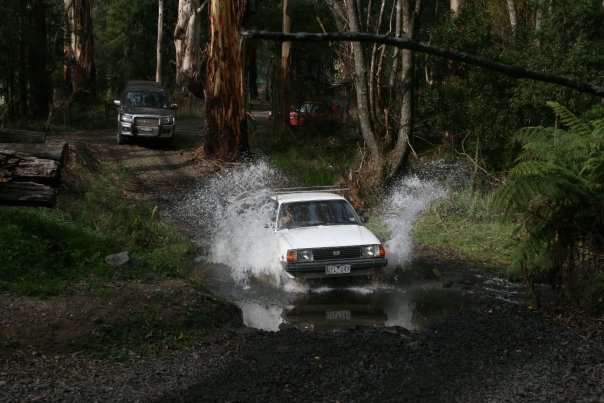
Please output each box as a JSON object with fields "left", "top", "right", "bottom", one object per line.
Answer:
{"left": 0, "top": 164, "right": 195, "bottom": 296}
{"left": 412, "top": 187, "right": 515, "bottom": 270}
{"left": 250, "top": 121, "right": 359, "bottom": 186}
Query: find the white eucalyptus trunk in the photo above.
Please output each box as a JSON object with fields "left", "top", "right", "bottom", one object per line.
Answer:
{"left": 506, "top": 0, "right": 518, "bottom": 32}
{"left": 344, "top": 0, "right": 380, "bottom": 160}
{"left": 156, "top": 0, "right": 164, "bottom": 83}
{"left": 174, "top": 0, "right": 206, "bottom": 98}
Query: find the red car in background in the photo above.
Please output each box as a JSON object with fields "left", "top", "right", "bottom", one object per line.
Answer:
{"left": 289, "top": 101, "right": 344, "bottom": 127}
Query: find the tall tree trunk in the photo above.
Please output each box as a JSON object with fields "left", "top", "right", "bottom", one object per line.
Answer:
{"left": 276, "top": 0, "right": 292, "bottom": 129}
{"left": 63, "top": 0, "right": 95, "bottom": 97}
{"left": 246, "top": 0, "right": 258, "bottom": 100}
{"left": 450, "top": 0, "right": 463, "bottom": 16}
{"left": 336, "top": 0, "right": 421, "bottom": 192}
{"left": 387, "top": 0, "right": 422, "bottom": 184}
{"left": 506, "top": 0, "right": 518, "bottom": 32}
{"left": 156, "top": 0, "right": 164, "bottom": 83}
{"left": 204, "top": 0, "right": 249, "bottom": 160}
{"left": 345, "top": 0, "right": 380, "bottom": 161}
{"left": 174, "top": 0, "right": 206, "bottom": 99}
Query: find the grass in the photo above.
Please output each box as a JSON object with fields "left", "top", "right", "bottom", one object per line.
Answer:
{"left": 412, "top": 187, "right": 516, "bottom": 270}
{"left": 0, "top": 163, "right": 195, "bottom": 296}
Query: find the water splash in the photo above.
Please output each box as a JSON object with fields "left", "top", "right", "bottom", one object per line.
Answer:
{"left": 174, "top": 159, "right": 463, "bottom": 286}
{"left": 379, "top": 173, "right": 447, "bottom": 267}
{"left": 173, "top": 160, "right": 290, "bottom": 286}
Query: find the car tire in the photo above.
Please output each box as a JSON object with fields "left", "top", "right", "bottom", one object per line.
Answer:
{"left": 117, "top": 131, "right": 126, "bottom": 145}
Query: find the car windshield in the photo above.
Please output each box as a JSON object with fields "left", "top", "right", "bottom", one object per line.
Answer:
{"left": 277, "top": 199, "right": 360, "bottom": 230}
{"left": 125, "top": 90, "right": 168, "bottom": 108}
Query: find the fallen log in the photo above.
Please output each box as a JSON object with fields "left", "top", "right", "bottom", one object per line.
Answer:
{"left": 0, "top": 128, "right": 47, "bottom": 143}
{"left": 0, "top": 181, "right": 57, "bottom": 207}
{"left": 0, "top": 152, "right": 60, "bottom": 184}
{"left": 0, "top": 141, "right": 67, "bottom": 164}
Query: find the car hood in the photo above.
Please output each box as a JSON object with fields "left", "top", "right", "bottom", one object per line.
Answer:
{"left": 121, "top": 106, "right": 174, "bottom": 116}
{"left": 278, "top": 225, "right": 380, "bottom": 249}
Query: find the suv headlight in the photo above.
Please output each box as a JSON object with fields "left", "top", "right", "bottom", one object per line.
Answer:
{"left": 362, "top": 245, "right": 385, "bottom": 257}
{"left": 121, "top": 114, "right": 134, "bottom": 123}
{"left": 160, "top": 116, "right": 174, "bottom": 125}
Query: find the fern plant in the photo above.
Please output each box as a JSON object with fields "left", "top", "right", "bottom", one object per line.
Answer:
{"left": 494, "top": 101, "right": 603, "bottom": 305}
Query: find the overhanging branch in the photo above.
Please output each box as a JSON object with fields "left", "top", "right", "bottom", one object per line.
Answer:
{"left": 241, "top": 30, "right": 604, "bottom": 98}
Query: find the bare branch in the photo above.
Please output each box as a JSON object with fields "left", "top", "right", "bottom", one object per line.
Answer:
{"left": 241, "top": 30, "right": 604, "bottom": 98}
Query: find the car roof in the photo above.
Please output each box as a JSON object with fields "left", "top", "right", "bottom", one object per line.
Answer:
{"left": 271, "top": 192, "right": 347, "bottom": 204}
{"left": 124, "top": 80, "right": 165, "bottom": 91}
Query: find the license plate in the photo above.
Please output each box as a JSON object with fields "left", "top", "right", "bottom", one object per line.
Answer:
{"left": 139, "top": 126, "right": 154, "bottom": 132}
{"left": 326, "top": 310, "right": 351, "bottom": 320}
{"left": 325, "top": 264, "right": 351, "bottom": 275}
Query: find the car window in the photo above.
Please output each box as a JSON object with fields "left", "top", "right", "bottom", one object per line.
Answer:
{"left": 125, "top": 91, "right": 168, "bottom": 108}
{"left": 277, "top": 200, "right": 360, "bottom": 229}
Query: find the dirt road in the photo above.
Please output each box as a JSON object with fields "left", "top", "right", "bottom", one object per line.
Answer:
{"left": 2, "top": 121, "right": 604, "bottom": 402}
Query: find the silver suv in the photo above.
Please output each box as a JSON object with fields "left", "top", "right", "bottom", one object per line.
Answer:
{"left": 113, "top": 81, "right": 178, "bottom": 145}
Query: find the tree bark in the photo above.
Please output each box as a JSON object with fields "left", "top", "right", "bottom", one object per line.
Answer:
{"left": 156, "top": 0, "right": 164, "bottom": 83}
{"left": 506, "top": 0, "right": 518, "bottom": 32}
{"left": 63, "top": 0, "right": 96, "bottom": 97}
{"left": 277, "top": 0, "right": 292, "bottom": 129}
{"left": 246, "top": 0, "right": 259, "bottom": 100}
{"left": 388, "top": 0, "right": 422, "bottom": 184}
{"left": 450, "top": 0, "right": 463, "bottom": 16}
{"left": 0, "top": 181, "right": 56, "bottom": 207}
{"left": 0, "top": 142, "right": 68, "bottom": 164}
{"left": 204, "top": 0, "right": 249, "bottom": 160}
{"left": 0, "top": 129, "right": 46, "bottom": 143}
{"left": 174, "top": 0, "right": 207, "bottom": 99}
{"left": 0, "top": 152, "right": 60, "bottom": 184}
{"left": 344, "top": 0, "right": 380, "bottom": 161}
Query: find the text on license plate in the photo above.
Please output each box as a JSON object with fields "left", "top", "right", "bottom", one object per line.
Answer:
{"left": 326, "top": 310, "right": 351, "bottom": 320}
{"left": 325, "top": 264, "right": 351, "bottom": 275}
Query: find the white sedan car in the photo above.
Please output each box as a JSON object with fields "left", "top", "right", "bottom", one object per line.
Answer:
{"left": 270, "top": 191, "right": 387, "bottom": 279}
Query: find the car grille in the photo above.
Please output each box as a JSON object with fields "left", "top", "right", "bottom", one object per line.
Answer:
{"left": 135, "top": 117, "right": 159, "bottom": 126}
{"left": 312, "top": 246, "right": 361, "bottom": 261}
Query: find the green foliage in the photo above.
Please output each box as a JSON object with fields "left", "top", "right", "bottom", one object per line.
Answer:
{"left": 0, "top": 165, "right": 194, "bottom": 296}
{"left": 417, "top": 0, "right": 604, "bottom": 171}
{"left": 0, "top": 207, "right": 113, "bottom": 295}
{"left": 493, "top": 102, "right": 604, "bottom": 304}
{"left": 94, "top": 0, "right": 179, "bottom": 96}
{"left": 413, "top": 187, "right": 515, "bottom": 269}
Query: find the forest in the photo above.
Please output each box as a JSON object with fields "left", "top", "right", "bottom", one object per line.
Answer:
{"left": 0, "top": 0, "right": 603, "bottom": 304}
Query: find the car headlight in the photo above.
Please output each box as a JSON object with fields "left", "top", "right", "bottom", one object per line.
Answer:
{"left": 160, "top": 116, "right": 174, "bottom": 125}
{"left": 362, "top": 245, "right": 385, "bottom": 257}
{"left": 286, "top": 249, "right": 313, "bottom": 262}
{"left": 121, "top": 114, "right": 134, "bottom": 123}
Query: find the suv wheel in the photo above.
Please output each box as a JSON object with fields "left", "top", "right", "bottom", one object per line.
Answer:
{"left": 117, "top": 131, "right": 126, "bottom": 145}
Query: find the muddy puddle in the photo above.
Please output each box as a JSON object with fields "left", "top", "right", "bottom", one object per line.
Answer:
{"left": 192, "top": 260, "right": 528, "bottom": 331}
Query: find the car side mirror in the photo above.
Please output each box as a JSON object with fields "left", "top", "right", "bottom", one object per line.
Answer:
{"left": 113, "top": 100, "right": 121, "bottom": 107}
{"left": 170, "top": 103, "right": 178, "bottom": 110}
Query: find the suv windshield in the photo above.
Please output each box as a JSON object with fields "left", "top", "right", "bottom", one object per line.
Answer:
{"left": 125, "top": 90, "right": 168, "bottom": 108}
{"left": 278, "top": 200, "right": 360, "bottom": 229}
